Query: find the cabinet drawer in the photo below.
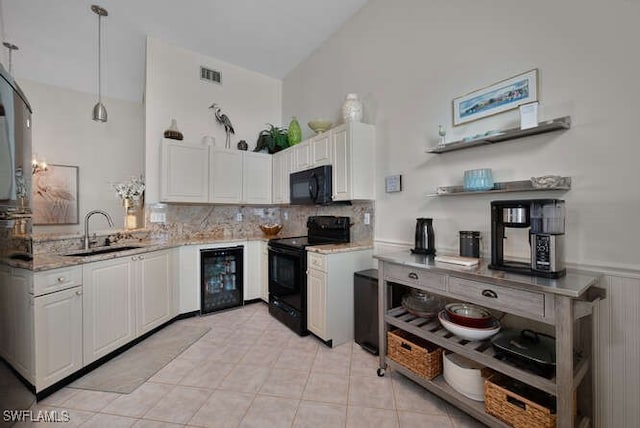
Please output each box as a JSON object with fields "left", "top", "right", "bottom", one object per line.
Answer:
{"left": 34, "top": 266, "right": 82, "bottom": 296}
{"left": 384, "top": 264, "right": 446, "bottom": 292}
{"left": 448, "top": 277, "right": 545, "bottom": 318}
{"left": 308, "top": 252, "right": 327, "bottom": 272}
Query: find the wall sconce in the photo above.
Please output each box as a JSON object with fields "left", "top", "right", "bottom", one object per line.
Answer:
{"left": 32, "top": 155, "right": 48, "bottom": 175}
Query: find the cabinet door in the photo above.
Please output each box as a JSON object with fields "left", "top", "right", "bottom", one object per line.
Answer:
{"left": 243, "top": 152, "right": 272, "bottom": 204}
{"left": 260, "top": 241, "right": 269, "bottom": 302}
{"left": 293, "top": 141, "right": 311, "bottom": 172}
{"left": 160, "top": 139, "right": 209, "bottom": 203}
{"left": 12, "top": 269, "right": 34, "bottom": 380}
{"left": 136, "top": 250, "right": 173, "bottom": 335}
{"left": 210, "top": 148, "right": 243, "bottom": 203}
{"left": 83, "top": 257, "right": 136, "bottom": 364}
{"left": 34, "top": 286, "right": 82, "bottom": 391}
{"left": 311, "top": 133, "right": 332, "bottom": 166}
{"left": 244, "top": 241, "right": 261, "bottom": 301}
{"left": 307, "top": 268, "right": 327, "bottom": 339}
{"left": 331, "top": 126, "right": 352, "bottom": 201}
{"left": 272, "top": 151, "right": 285, "bottom": 204}
{"left": 0, "top": 266, "right": 11, "bottom": 360}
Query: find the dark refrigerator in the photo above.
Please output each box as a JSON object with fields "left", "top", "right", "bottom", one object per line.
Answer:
{"left": 201, "top": 246, "right": 243, "bottom": 314}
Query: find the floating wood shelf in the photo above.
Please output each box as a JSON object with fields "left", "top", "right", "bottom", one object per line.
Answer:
{"left": 427, "top": 116, "right": 571, "bottom": 154}
{"left": 428, "top": 177, "right": 571, "bottom": 197}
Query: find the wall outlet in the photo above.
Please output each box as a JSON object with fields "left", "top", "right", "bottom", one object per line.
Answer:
{"left": 253, "top": 208, "right": 265, "bottom": 217}
{"left": 236, "top": 212, "right": 243, "bottom": 221}
{"left": 283, "top": 211, "right": 289, "bottom": 220}
{"left": 150, "top": 212, "right": 166, "bottom": 223}
{"left": 364, "top": 213, "right": 371, "bottom": 225}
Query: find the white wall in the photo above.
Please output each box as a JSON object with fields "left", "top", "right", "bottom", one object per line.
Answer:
{"left": 145, "top": 37, "right": 282, "bottom": 203}
{"left": 20, "top": 79, "right": 144, "bottom": 234}
{"left": 282, "top": 0, "right": 640, "bottom": 271}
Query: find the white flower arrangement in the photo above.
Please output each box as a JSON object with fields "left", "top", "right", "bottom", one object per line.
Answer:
{"left": 113, "top": 177, "right": 145, "bottom": 201}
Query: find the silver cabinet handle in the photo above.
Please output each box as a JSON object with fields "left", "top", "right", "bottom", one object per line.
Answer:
{"left": 75, "top": 290, "right": 83, "bottom": 296}
{"left": 138, "top": 255, "right": 144, "bottom": 260}
{"left": 131, "top": 256, "right": 137, "bottom": 261}
{"left": 57, "top": 277, "right": 65, "bottom": 282}
{"left": 408, "top": 272, "right": 419, "bottom": 280}
{"left": 482, "top": 289, "right": 498, "bottom": 298}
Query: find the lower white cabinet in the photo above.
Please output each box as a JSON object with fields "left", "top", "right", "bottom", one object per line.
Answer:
{"left": 260, "top": 241, "right": 269, "bottom": 302}
{"left": 306, "top": 249, "right": 374, "bottom": 346}
{"left": 34, "top": 286, "right": 83, "bottom": 390}
{"left": 245, "top": 241, "right": 262, "bottom": 301}
{"left": 83, "top": 257, "right": 137, "bottom": 364}
{"left": 136, "top": 249, "right": 175, "bottom": 336}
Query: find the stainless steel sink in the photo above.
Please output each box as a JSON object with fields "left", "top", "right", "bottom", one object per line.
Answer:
{"left": 64, "top": 245, "right": 143, "bottom": 257}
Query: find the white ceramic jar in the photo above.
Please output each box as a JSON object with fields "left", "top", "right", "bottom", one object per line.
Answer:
{"left": 341, "top": 93, "right": 363, "bottom": 122}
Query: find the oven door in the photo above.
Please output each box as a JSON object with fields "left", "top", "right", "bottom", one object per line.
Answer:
{"left": 268, "top": 245, "right": 306, "bottom": 311}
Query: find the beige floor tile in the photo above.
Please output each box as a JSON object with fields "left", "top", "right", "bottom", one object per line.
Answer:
{"left": 57, "top": 389, "right": 121, "bottom": 412}
{"left": 198, "top": 327, "right": 234, "bottom": 344}
{"left": 132, "top": 420, "right": 184, "bottom": 428}
{"left": 14, "top": 405, "right": 95, "bottom": 428}
{"left": 346, "top": 405, "right": 399, "bottom": 428}
{"left": 101, "top": 382, "right": 173, "bottom": 418}
{"left": 218, "top": 365, "right": 271, "bottom": 394}
{"left": 311, "top": 347, "right": 352, "bottom": 376}
{"left": 302, "top": 372, "right": 349, "bottom": 404}
{"left": 397, "top": 410, "right": 454, "bottom": 427}
{"left": 81, "top": 413, "right": 138, "bottom": 427}
{"left": 178, "top": 360, "right": 235, "bottom": 389}
{"left": 148, "top": 357, "right": 199, "bottom": 385}
{"left": 37, "top": 388, "right": 79, "bottom": 406}
{"left": 274, "top": 349, "right": 316, "bottom": 372}
{"left": 348, "top": 375, "right": 395, "bottom": 409}
{"left": 292, "top": 401, "right": 346, "bottom": 428}
{"left": 179, "top": 341, "right": 225, "bottom": 361}
{"left": 446, "top": 405, "right": 488, "bottom": 427}
{"left": 392, "top": 374, "right": 449, "bottom": 415}
{"left": 143, "top": 386, "right": 212, "bottom": 424}
{"left": 188, "top": 390, "right": 254, "bottom": 428}
{"left": 239, "top": 395, "right": 299, "bottom": 428}
{"left": 239, "top": 344, "right": 283, "bottom": 367}
{"left": 207, "top": 344, "right": 252, "bottom": 363}
{"left": 349, "top": 348, "right": 381, "bottom": 378}
{"left": 259, "top": 368, "right": 310, "bottom": 399}
{"left": 287, "top": 335, "right": 321, "bottom": 354}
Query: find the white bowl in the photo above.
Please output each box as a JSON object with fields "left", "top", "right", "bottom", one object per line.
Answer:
{"left": 443, "top": 352, "right": 486, "bottom": 401}
{"left": 438, "top": 311, "right": 500, "bottom": 341}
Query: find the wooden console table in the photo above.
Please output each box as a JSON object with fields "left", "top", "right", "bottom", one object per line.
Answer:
{"left": 374, "top": 251, "right": 603, "bottom": 428}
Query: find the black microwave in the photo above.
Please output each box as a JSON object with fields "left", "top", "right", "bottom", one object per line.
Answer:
{"left": 290, "top": 165, "right": 333, "bottom": 205}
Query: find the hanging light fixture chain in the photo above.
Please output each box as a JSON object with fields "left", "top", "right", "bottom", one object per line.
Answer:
{"left": 91, "top": 5, "right": 108, "bottom": 122}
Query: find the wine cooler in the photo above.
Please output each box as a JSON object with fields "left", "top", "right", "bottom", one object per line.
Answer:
{"left": 200, "top": 246, "right": 244, "bottom": 314}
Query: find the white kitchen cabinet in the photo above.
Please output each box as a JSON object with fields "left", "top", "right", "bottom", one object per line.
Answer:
{"left": 83, "top": 257, "right": 136, "bottom": 364}
{"left": 242, "top": 152, "right": 272, "bottom": 204}
{"left": 160, "top": 139, "right": 210, "bottom": 203}
{"left": 136, "top": 249, "right": 175, "bottom": 336}
{"left": 245, "top": 241, "right": 262, "bottom": 301}
{"left": 260, "top": 240, "right": 269, "bottom": 302}
{"left": 12, "top": 268, "right": 34, "bottom": 381}
{"left": 311, "top": 132, "right": 332, "bottom": 166}
{"left": 331, "top": 122, "right": 375, "bottom": 201}
{"left": 306, "top": 249, "right": 374, "bottom": 346}
{"left": 272, "top": 149, "right": 293, "bottom": 204}
{"left": 0, "top": 265, "right": 11, "bottom": 361}
{"left": 34, "top": 285, "right": 82, "bottom": 390}
{"left": 210, "top": 148, "right": 243, "bottom": 203}
{"left": 293, "top": 140, "right": 311, "bottom": 172}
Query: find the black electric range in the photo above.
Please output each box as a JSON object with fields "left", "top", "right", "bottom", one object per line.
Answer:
{"left": 267, "top": 216, "right": 350, "bottom": 335}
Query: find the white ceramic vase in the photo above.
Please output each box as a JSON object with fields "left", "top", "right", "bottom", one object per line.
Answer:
{"left": 342, "top": 93, "right": 363, "bottom": 122}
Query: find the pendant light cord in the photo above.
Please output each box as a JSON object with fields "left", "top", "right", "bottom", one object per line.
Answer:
{"left": 97, "top": 12, "right": 102, "bottom": 102}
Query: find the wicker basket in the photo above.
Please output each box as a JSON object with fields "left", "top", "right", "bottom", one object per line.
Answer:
{"left": 484, "top": 374, "right": 557, "bottom": 428}
{"left": 387, "top": 329, "right": 442, "bottom": 380}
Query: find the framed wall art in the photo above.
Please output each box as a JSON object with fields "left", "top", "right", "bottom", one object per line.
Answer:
{"left": 453, "top": 69, "right": 538, "bottom": 126}
{"left": 33, "top": 164, "right": 79, "bottom": 225}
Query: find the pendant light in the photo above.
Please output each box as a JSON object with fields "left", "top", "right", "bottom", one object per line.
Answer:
{"left": 91, "top": 5, "right": 108, "bottom": 122}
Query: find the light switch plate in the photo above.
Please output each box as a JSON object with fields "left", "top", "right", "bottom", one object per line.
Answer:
{"left": 385, "top": 174, "right": 402, "bottom": 193}
{"left": 150, "top": 212, "right": 166, "bottom": 223}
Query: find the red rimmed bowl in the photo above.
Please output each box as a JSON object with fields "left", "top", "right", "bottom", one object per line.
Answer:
{"left": 438, "top": 311, "right": 501, "bottom": 341}
{"left": 445, "top": 303, "right": 493, "bottom": 328}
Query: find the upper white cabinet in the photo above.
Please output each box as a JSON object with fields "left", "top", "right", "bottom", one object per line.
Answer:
{"left": 209, "top": 148, "right": 243, "bottom": 204}
{"left": 160, "top": 139, "right": 272, "bottom": 204}
{"left": 293, "top": 140, "right": 312, "bottom": 172}
{"left": 311, "top": 132, "right": 332, "bottom": 166}
{"left": 242, "top": 152, "right": 272, "bottom": 205}
{"left": 160, "top": 139, "right": 210, "bottom": 203}
{"left": 331, "top": 122, "right": 375, "bottom": 201}
{"left": 272, "top": 149, "right": 293, "bottom": 204}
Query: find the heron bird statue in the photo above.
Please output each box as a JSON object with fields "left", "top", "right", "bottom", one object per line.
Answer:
{"left": 209, "top": 103, "right": 235, "bottom": 148}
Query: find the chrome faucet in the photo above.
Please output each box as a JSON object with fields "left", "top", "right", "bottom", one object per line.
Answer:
{"left": 84, "top": 210, "right": 114, "bottom": 250}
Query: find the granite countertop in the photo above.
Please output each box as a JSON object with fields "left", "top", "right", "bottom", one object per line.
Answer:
{"left": 307, "top": 242, "right": 374, "bottom": 254}
{"left": 4, "top": 235, "right": 274, "bottom": 272}
{"left": 374, "top": 250, "right": 602, "bottom": 298}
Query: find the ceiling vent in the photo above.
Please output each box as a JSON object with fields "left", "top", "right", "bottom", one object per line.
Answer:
{"left": 200, "top": 66, "right": 221, "bottom": 84}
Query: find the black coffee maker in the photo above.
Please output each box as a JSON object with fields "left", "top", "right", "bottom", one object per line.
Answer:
{"left": 411, "top": 218, "right": 435, "bottom": 255}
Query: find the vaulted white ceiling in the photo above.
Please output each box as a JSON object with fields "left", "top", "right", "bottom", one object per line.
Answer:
{"left": 1, "top": 0, "right": 368, "bottom": 101}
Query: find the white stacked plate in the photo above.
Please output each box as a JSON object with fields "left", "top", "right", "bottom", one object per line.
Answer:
{"left": 443, "top": 352, "right": 487, "bottom": 401}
